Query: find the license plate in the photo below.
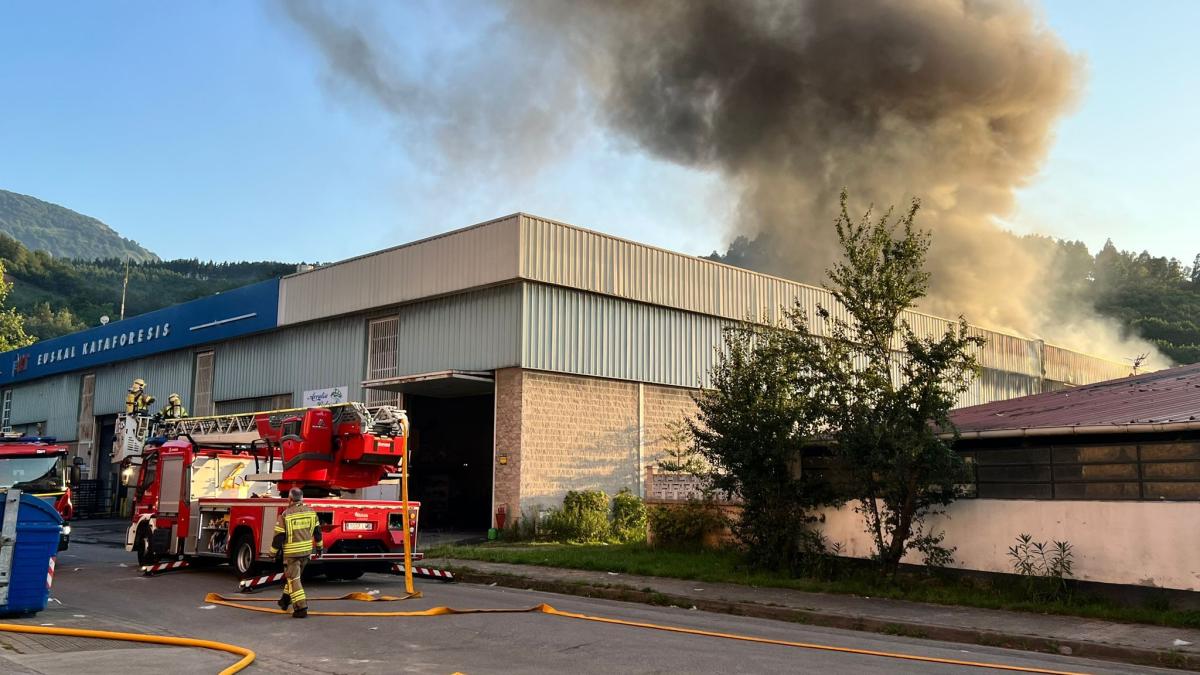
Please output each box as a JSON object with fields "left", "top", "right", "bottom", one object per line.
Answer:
{"left": 344, "top": 522, "right": 374, "bottom": 531}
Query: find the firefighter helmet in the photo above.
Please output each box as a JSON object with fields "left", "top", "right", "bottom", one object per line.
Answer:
{"left": 169, "top": 393, "right": 181, "bottom": 404}
{"left": 132, "top": 378, "right": 146, "bottom": 388}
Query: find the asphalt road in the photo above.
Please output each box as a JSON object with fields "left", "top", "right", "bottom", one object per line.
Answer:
{"left": 0, "top": 535, "right": 1185, "bottom": 675}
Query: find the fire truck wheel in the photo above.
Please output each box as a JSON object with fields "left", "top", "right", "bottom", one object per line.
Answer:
{"left": 231, "top": 534, "right": 258, "bottom": 576}
{"left": 135, "top": 527, "right": 158, "bottom": 566}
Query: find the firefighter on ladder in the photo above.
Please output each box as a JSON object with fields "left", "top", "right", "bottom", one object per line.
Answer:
{"left": 125, "top": 378, "right": 155, "bottom": 415}
{"left": 271, "top": 487, "right": 323, "bottom": 618}
{"left": 157, "top": 393, "right": 189, "bottom": 419}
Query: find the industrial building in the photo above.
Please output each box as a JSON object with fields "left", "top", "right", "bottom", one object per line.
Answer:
{"left": 0, "top": 213, "right": 1131, "bottom": 531}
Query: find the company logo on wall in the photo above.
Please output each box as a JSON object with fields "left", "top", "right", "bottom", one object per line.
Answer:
{"left": 303, "top": 386, "right": 348, "bottom": 406}
{"left": 20, "top": 323, "right": 173, "bottom": 373}
{"left": 0, "top": 279, "right": 281, "bottom": 386}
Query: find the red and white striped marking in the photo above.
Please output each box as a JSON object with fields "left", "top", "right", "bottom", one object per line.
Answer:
{"left": 140, "top": 559, "right": 191, "bottom": 576}
{"left": 46, "top": 557, "right": 56, "bottom": 590}
{"left": 239, "top": 571, "right": 286, "bottom": 592}
{"left": 395, "top": 564, "right": 454, "bottom": 582}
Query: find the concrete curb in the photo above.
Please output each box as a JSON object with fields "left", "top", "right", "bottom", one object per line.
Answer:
{"left": 449, "top": 568, "right": 1199, "bottom": 672}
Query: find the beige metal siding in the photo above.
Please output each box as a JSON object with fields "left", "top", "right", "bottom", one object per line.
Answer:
{"left": 278, "top": 215, "right": 522, "bottom": 326}
{"left": 93, "top": 352, "right": 194, "bottom": 416}
{"left": 9, "top": 374, "right": 80, "bottom": 440}
{"left": 393, "top": 284, "right": 521, "bottom": 375}
{"left": 213, "top": 316, "right": 366, "bottom": 403}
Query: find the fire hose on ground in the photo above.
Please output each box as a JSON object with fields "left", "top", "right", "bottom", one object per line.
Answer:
{"left": 0, "top": 622, "right": 255, "bottom": 675}
{"left": 203, "top": 591, "right": 1090, "bottom": 675}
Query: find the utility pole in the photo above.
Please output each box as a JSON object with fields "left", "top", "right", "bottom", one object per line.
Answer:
{"left": 119, "top": 260, "right": 130, "bottom": 321}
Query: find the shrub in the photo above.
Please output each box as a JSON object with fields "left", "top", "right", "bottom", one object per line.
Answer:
{"left": 647, "top": 500, "right": 725, "bottom": 548}
{"left": 545, "top": 490, "right": 610, "bottom": 542}
{"left": 610, "top": 489, "right": 648, "bottom": 543}
{"left": 1007, "top": 533, "right": 1074, "bottom": 602}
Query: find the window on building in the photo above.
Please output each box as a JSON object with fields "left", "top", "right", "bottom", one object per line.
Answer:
{"left": 216, "top": 394, "right": 294, "bottom": 415}
{"left": 192, "top": 351, "right": 215, "bottom": 416}
{"left": 9, "top": 421, "right": 46, "bottom": 437}
{"left": 0, "top": 389, "right": 11, "bottom": 431}
{"left": 77, "top": 374, "right": 95, "bottom": 449}
{"left": 366, "top": 316, "right": 399, "bottom": 407}
{"left": 965, "top": 441, "right": 1200, "bottom": 501}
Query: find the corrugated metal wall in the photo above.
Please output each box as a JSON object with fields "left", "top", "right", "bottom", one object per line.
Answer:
{"left": 8, "top": 373, "right": 81, "bottom": 440}
{"left": 524, "top": 283, "right": 746, "bottom": 390}
{"left": 93, "top": 351, "right": 194, "bottom": 417}
{"left": 213, "top": 316, "right": 366, "bottom": 403}
{"left": 518, "top": 214, "right": 1126, "bottom": 384}
{"left": 1044, "top": 345, "right": 1129, "bottom": 385}
{"left": 393, "top": 285, "right": 521, "bottom": 375}
{"left": 521, "top": 282, "right": 1085, "bottom": 406}
{"left": 278, "top": 215, "right": 521, "bottom": 326}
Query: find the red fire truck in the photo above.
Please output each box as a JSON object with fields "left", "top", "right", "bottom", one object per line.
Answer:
{"left": 119, "top": 403, "right": 419, "bottom": 580}
{"left": 0, "top": 434, "right": 75, "bottom": 550}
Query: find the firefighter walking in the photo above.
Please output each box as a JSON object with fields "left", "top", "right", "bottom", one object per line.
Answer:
{"left": 271, "top": 487, "right": 323, "bottom": 618}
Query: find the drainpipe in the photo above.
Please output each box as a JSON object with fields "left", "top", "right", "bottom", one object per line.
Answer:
{"left": 637, "top": 383, "right": 645, "bottom": 498}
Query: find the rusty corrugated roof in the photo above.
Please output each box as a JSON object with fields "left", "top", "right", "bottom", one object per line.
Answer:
{"left": 951, "top": 362, "right": 1200, "bottom": 433}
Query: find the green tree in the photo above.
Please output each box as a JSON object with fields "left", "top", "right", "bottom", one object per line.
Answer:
{"left": 690, "top": 317, "right": 833, "bottom": 571}
{"left": 0, "top": 259, "right": 34, "bottom": 351}
{"left": 24, "top": 302, "right": 86, "bottom": 340}
{"left": 693, "top": 190, "right": 984, "bottom": 576}
{"left": 815, "top": 191, "right": 984, "bottom": 575}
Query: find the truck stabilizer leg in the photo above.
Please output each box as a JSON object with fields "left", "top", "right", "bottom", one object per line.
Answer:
{"left": 238, "top": 571, "right": 287, "bottom": 593}
{"left": 141, "top": 559, "right": 191, "bottom": 576}
{"left": 396, "top": 564, "right": 454, "bottom": 582}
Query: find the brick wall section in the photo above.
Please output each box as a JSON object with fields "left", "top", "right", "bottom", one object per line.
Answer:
{"left": 507, "top": 372, "right": 703, "bottom": 516}
{"left": 517, "top": 371, "right": 640, "bottom": 514}
{"left": 642, "top": 383, "right": 700, "bottom": 469}
{"left": 492, "top": 368, "right": 523, "bottom": 526}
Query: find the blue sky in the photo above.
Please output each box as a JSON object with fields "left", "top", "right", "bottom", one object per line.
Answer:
{"left": 0, "top": 1, "right": 1195, "bottom": 265}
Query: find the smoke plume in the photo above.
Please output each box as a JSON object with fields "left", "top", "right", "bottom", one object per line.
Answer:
{"left": 280, "top": 0, "right": 1162, "bottom": 364}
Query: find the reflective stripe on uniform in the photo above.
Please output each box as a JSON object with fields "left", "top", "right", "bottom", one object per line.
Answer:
{"left": 280, "top": 506, "right": 318, "bottom": 556}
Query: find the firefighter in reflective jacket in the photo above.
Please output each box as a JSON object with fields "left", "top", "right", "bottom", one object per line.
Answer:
{"left": 125, "top": 378, "right": 155, "bottom": 415}
{"left": 158, "top": 393, "right": 188, "bottom": 419}
{"left": 271, "top": 487, "right": 323, "bottom": 618}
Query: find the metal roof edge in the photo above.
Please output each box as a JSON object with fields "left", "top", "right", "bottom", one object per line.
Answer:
{"left": 949, "top": 420, "right": 1200, "bottom": 440}
{"left": 282, "top": 213, "right": 523, "bottom": 280}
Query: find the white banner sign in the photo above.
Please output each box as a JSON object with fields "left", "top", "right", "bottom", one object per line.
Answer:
{"left": 302, "top": 386, "right": 348, "bottom": 406}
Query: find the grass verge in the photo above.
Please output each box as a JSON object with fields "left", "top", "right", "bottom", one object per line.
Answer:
{"left": 426, "top": 542, "right": 1200, "bottom": 630}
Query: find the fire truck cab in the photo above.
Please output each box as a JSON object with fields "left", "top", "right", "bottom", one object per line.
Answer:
{"left": 123, "top": 403, "right": 420, "bottom": 579}
{"left": 0, "top": 434, "right": 76, "bottom": 550}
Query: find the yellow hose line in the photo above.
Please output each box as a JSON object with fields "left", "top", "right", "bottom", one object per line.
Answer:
{"left": 0, "top": 622, "right": 255, "bottom": 675}
{"left": 205, "top": 593, "right": 1087, "bottom": 674}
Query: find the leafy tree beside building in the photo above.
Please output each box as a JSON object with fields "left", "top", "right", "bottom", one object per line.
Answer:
{"left": 692, "top": 191, "right": 983, "bottom": 575}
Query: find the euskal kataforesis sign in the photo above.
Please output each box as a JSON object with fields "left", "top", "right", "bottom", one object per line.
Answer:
{"left": 0, "top": 279, "right": 280, "bottom": 386}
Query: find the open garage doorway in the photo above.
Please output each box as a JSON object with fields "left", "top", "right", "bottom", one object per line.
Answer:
{"left": 406, "top": 393, "right": 494, "bottom": 532}
{"left": 363, "top": 371, "right": 495, "bottom": 536}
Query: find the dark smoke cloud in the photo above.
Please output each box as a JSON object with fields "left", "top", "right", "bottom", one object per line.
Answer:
{"left": 280, "top": 0, "right": 1160, "bottom": 361}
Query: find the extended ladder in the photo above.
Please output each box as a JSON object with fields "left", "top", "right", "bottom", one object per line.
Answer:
{"left": 112, "top": 403, "right": 408, "bottom": 462}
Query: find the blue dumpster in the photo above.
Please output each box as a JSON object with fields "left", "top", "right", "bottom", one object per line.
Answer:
{"left": 0, "top": 491, "right": 63, "bottom": 616}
